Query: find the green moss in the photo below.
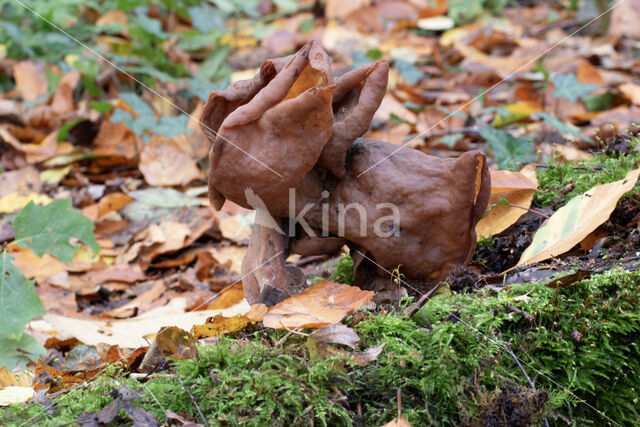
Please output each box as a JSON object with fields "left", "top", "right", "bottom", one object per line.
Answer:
{"left": 4, "top": 268, "right": 640, "bottom": 426}
{"left": 535, "top": 149, "right": 640, "bottom": 207}
{"left": 329, "top": 253, "right": 354, "bottom": 284}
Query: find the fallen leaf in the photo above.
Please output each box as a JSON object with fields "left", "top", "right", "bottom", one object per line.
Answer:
{"left": 51, "top": 72, "right": 80, "bottom": 114}
{"left": 310, "top": 324, "right": 360, "bottom": 349}
{"left": 325, "top": 0, "right": 371, "bottom": 20}
{"left": 608, "top": 0, "right": 640, "bottom": 38}
{"left": 263, "top": 281, "right": 374, "bottom": 329}
{"left": 381, "top": 414, "right": 413, "bottom": 427}
{"left": 576, "top": 59, "right": 604, "bottom": 86}
{"left": 619, "top": 82, "right": 640, "bottom": 106}
{"left": 0, "top": 166, "right": 41, "bottom": 197}
{"left": 139, "top": 136, "right": 200, "bottom": 186}
{"left": 0, "top": 387, "right": 35, "bottom": 406}
{"left": 206, "top": 282, "right": 244, "bottom": 310}
{"left": 33, "top": 297, "right": 251, "bottom": 347}
{"left": 476, "top": 165, "right": 538, "bottom": 239}
{"left": 12, "top": 61, "right": 48, "bottom": 102}
{"left": 0, "top": 192, "right": 52, "bottom": 214}
{"left": 518, "top": 168, "right": 640, "bottom": 266}
{"left": 82, "top": 193, "right": 133, "bottom": 221}
{"left": 101, "top": 280, "right": 167, "bottom": 319}
{"left": 218, "top": 214, "right": 253, "bottom": 241}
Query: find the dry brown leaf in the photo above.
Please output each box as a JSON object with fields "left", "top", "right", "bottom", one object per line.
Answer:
{"left": 190, "top": 305, "right": 265, "bottom": 339}
{"left": 325, "top": 0, "right": 371, "bottom": 19}
{"left": 32, "top": 297, "right": 251, "bottom": 347}
{"left": 93, "top": 120, "right": 141, "bottom": 161}
{"left": 475, "top": 165, "right": 538, "bottom": 239}
{"left": 81, "top": 192, "right": 133, "bottom": 221}
{"left": 207, "top": 282, "right": 245, "bottom": 310}
{"left": 34, "top": 360, "right": 100, "bottom": 393}
{"left": 218, "top": 215, "right": 252, "bottom": 241}
{"left": 208, "top": 245, "right": 246, "bottom": 274}
{"left": 576, "top": 59, "right": 604, "bottom": 86}
{"left": 12, "top": 61, "right": 48, "bottom": 102}
{"left": 263, "top": 281, "right": 374, "bottom": 329}
{"left": 139, "top": 136, "right": 200, "bottom": 186}
{"left": 101, "top": 280, "right": 167, "bottom": 319}
{"left": 0, "top": 166, "right": 41, "bottom": 197}
{"left": 51, "top": 71, "right": 80, "bottom": 114}
{"left": 380, "top": 414, "right": 413, "bottom": 427}
{"left": 619, "top": 82, "right": 640, "bottom": 106}
{"left": 608, "top": 0, "right": 640, "bottom": 38}
{"left": 310, "top": 324, "right": 360, "bottom": 349}
{"left": 518, "top": 168, "right": 640, "bottom": 266}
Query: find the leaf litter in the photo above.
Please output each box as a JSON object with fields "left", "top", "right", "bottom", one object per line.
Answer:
{"left": 1, "top": 0, "right": 640, "bottom": 424}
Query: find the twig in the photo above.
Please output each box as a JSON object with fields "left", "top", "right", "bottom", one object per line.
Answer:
{"left": 403, "top": 283, "right": 442, "bottom": 317}
{"left": 535, "top": 164, "right": 612, "bottom": 173}
{"left": 178, "top": 376, "right": 210, "bottom": 427}
{"left": 505, "top": 304, "right": 535, "bottom": 323}
{"left": 503, "top": 341, "right": 550, "bottom": 427}
{"left": 507, "top": 203, "right": 551, "bottom": 219}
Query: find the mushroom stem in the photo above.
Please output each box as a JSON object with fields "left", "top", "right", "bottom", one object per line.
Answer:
{"left": 241, "top": 217, "right": 307, "bottom": 306}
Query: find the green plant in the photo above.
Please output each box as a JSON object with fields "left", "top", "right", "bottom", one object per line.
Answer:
{"left": 0, "top": 200, "right": 99, "bottom": 369}
{"left": 329, "top": 253, "right": 354, "bottom": 284}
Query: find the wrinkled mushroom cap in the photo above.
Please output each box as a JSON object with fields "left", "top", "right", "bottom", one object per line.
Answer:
{"left": 203, "top": 42, "right": 336, "bottom": 216}
{"left": 307, "top": 140, "right": 490, "bottom": 278}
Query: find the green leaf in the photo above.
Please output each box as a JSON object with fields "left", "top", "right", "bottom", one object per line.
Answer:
{"left": 155, "top": 115, "right": 192, "bottom": 138}
{"left": 0, "top": 251, "right": 44, "bottom": 336}
{"left": 551, "top": 73, "right": 600, "bottom": 101}
{"left": 188, "top": 5, "right": 226, "bottom": 33}
{"left": 119, "top": 92, "right": 155, "bottom": 117}
{"left": 0, "top": 332, "right": 46, "bottom": 369}
{"left": 479, "top": 127, "right": 535, "bottom": 170}
{"left": 134, "top": 7, "right": 167, "bottom": 39}
{"left": 536, "top": 111, "right": 592, "bottom": 143}
{"left": 13, "top": 200, "right": 100, "bottom": 264}
{"left": 395, "top": 60, "right": 425, "bottom": 85}
{"left": 187, "top": 77, "right": 229, "bottom": 102}
{"left": 57, "top": 118, "right": 85, "bottom": 142}
{"left": 198, "top": 44, "right": 232, "bottom": 82}
{"left": 582, "top": 92, "right": 613, "bottom": 112}
{"left": 448, "top": 0, "right": 483, "bottom": 25}
{"left": 122, "top": 188, "right": 200, "bottom": 223}
{"left": 273, "top": 0, "right": 299, "bottom": 12}
{"left": 437, "top": 133, "right": 464, "bottom": 148}
{"left": 88, "top": 101, "right": 114, "bottom": 114}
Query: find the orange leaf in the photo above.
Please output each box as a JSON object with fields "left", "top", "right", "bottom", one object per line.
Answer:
{"left": 263, "top": 281, "right": 374, "bottom": 329}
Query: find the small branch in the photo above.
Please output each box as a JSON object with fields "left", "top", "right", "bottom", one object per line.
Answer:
{"left": 178, "top": 376, "right": 210, "bottom": 427}
{"left": 503, "top": 341, "right": 550, "bottom": 427}
{"left": 507, "top": 203, "right": 550, "bottom": 219}
{"left": 505, "top": 304, "right": 535, "bottom": 323}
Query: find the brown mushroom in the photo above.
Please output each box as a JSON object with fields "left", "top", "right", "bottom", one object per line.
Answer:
{"left": 202, "top": 43, "right": 491, "bottom": 305}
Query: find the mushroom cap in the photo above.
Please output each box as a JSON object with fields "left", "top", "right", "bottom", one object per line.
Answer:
{"left": 309, "top": 140, "right": 490, "bottom": 278}
{"left": 203, "top": 42, "right": 335, "bottom": 214}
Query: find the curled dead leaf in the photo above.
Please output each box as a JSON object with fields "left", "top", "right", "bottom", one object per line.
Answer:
{"left": 263, "top": 281, "right": 374, "bottom": 329}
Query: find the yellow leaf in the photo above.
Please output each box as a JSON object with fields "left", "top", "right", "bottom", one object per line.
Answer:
{"left": 0, "top": 192, "right": 52, "bottom": 214}
{"left": 40, "top": 166, "right": 71, "bottom": 185}
{"left": 492, "top": 101, "right": 542, "bottom": 127}
{"left": 518, "top": 168, "right": 640, "bottom": 266}
{"left": 476, "top": 165, "right": 538, "bottom": 239}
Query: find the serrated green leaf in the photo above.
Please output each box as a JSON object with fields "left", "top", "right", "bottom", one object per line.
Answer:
{"left": 551, "top": 73, "right": 600, "bottom": 102}
{"left": 0, "top": 332, "right": 46, "bottom": 369}
{"left": 119, "top": 92, "right": 155, "bottom": 117}
{"left": 479, "top": 127, "right": 535, "bottom": 170}
{"left": 122, "top": 188, "right": 200, "bottom": 223}
{"left": 0, "top": 251, "right": 44, "bottom": 336}
{"left": 13, "top": 200, "right": 99, "bottom": 264}
{"left": 395, "top": 60, "right": 425, "bottom": 85}
{"left": 536, "top": 111, "right": 592, "bottom": 143}
{"left": 155, "top": 115, "right": 192, "bottom": 138}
